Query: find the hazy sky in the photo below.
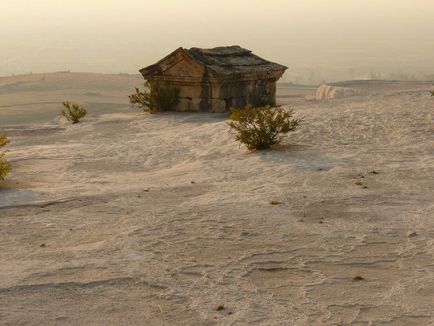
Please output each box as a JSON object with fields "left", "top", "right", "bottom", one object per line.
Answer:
{"left": 1, "top": 0, "right": 434, "bottom": 82}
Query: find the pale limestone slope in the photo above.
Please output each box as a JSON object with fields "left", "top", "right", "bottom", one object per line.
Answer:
{"left": 0, "top": 74, "right": 433, "bottom": 325}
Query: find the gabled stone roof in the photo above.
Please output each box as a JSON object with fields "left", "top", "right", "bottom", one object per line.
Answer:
{"left": 140, "top": 46, "right": 287, "bottom": 78}
{"left": 186, "top": 46, "right": 287, "bottom": 76}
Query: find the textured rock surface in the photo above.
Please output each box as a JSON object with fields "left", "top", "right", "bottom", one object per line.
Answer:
{"left": 1, "top": 74, "right": 434, "bottom": 325}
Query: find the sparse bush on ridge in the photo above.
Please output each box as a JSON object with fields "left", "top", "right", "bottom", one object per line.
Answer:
{"left": 61, "top": 101, "right": 87, "bottom": 124}
{"left": 129, "top": 81, "right": 180, "bottom": 113}
{"left": 228, "top": 106, "right": 302, "bottom": 150}
{"left": 0, "top": 133, "right": 11, "bottom": 181}
{"left": 430, "top": 89, "right": 434, "bottom": 96}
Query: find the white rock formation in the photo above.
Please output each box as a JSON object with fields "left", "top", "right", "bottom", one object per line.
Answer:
{"left": 316, "top": 84, "right": 358, "bottom": 100}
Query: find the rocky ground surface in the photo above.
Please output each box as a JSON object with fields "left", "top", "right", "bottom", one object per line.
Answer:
{"left": 1, "top": 73, "right": 433, "bottom": 325}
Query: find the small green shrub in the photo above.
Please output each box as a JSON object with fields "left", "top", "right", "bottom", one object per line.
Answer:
{"left": 61, "top": 101, "right": 87, "bottom": 124}
{"left": 228, "top": 106, "right": 302, "bottom": 150}
{"left": 0, "top": 133, "right": 11, "bottom": 180}
{"left": 129, "top": 81, "right": 180, "bottom": 113}
{"left": 129, "top": 83, "right": 152, "bottom": 112}
{"left": 430, "top": 89, "right": 434, "bottom": 96}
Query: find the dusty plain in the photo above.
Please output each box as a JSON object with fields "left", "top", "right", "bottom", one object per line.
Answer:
{"left": 0, "top": 73, "right": 433, "bottom": 325}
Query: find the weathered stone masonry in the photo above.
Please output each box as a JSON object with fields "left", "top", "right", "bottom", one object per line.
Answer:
{"left": 139, "top": 46, "right": 287, "bottom": 112}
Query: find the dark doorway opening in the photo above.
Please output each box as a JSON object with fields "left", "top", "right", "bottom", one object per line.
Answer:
{"left": 224, "top": 97, "right": 233, "bottom": 111}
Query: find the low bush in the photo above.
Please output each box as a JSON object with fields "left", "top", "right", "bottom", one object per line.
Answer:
{"left": 430, "top": 89, "right": 434, "bottom": 96}
{"left": 228, "top": 106, "right": 302, "bottom": 150}
{"left": 129, "top": 81, "right": 180, "bottom": 113}
{"left": 61, "top": 102, "right": 87, "bottom": 124}
{"left": 0, "top": 133, "right": 11, "bottom": 180}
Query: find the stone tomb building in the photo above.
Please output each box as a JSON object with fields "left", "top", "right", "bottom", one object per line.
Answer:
{"left": 139, "top": 46, "right": 287, "bottom": 112}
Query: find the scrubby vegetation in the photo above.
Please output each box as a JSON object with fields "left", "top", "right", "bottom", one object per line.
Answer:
{"left": 129, "top": 81, "right": 180, "bottom": 113}
{"left": 0, "top": 133, "right": 11, "bottom": 181}
{"left": 61, "top": 102, "right": 87, "bottom": 124}
{"left": 430, "top": 89, "right": 434, "bottom": 96}
{"left": 228, "top": 106, "right": 302, "bottom": 150}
